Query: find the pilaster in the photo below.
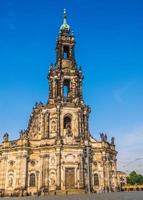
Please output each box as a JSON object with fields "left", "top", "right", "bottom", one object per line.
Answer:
{"left": 56, "top": 149, "right": 61, "bottom": 190}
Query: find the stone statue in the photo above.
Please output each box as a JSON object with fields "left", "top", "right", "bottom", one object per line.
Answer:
{"left": 8, "top": 176, "right": 13, "bottom": 187}
{"left": 100, "top": 133, "right": 107, "bottom": 142}
{"left": 20, "top": 130, "right": 28, "bottom": 140}
{"left": 50, "top": 176, "right": 55, "bottom": 186}
{"left": 39, "top": 101, "right": 43, "bottom": 106}
{"left": 66, "top": 123, "right": 72, "bottom": 137}
{"left": 111, "top": 137, "right": 115, "bottom": 145}
{"left": 104, "top": 134, "right": 107, "bottom": 141}
{"left": 100, "top": 133, "right": 104, "bottom": 141}
{"left": 3, "top": 132, "right": 9, "bottom": 142}
{"left": 50, "top": 63, "right": 54, "bottom": 70}
{"left": 19, "top": 130, "right": 24, "bottom": 138}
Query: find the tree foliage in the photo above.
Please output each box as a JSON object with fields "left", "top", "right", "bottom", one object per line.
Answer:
{"left": 127, "top": 171, "right": 143, "bottom": 185}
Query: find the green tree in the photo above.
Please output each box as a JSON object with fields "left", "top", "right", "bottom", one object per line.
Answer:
{"left": 127, "top": 171, "right": 143, "bottom": 185}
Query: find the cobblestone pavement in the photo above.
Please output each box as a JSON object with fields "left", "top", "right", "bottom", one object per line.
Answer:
{"left": 2, "top": 192, "right": 143, "bottom": 200}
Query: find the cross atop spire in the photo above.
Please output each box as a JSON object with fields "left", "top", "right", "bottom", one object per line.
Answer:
{"left": 63, "top": 8, "right": 67, "bottom": 24}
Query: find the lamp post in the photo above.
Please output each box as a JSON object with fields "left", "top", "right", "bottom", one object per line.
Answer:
{"left": 36, "top": 171, "right": 39, "bottom": 197}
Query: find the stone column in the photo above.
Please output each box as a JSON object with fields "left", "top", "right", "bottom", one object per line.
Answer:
{"left": 20, "top": 154, "right": 28, "bottom": 189}
{"left": 49, "top": 78, "right": 52, "bottom": 99}
{"left": 47, "top": 155, "right": 50, "bottom": 191}
{"left": 81, "top": 110, "right": 84, "bottom": 139}
{"left": 56, "top": 150, "right": 61, "bottom": 190}
{"left": 106, "top": 158, "right": 111, "bottom": 192}
{"left": 40, "top": 154, "right": 49, "bottom": 190}
{"left": 53, "top": 78, "right": 56, "bottom": 99}
{"left": 45, "top": 155, "right": 49, "bottom": 189}
{"left": 102, "top": 153, "right": 107, "bottom": 192}
{"left": 112, "top": 158, "right": 118, "bottom": 191}
{"left": 45, "top": 112, "right": 50, "bottom": 138}
{"left": 40, "top": 155, "right": 44, "bottom": 188}
{"left": 61, "top": 46, "right": 64, "bottom": 60}
{"left": 15, "top": 155, "right": 21, "bottom": 188}
{"left": 84, "top": 107, "right": 90, "bottom": 140}
{"left": 81, "top": 154, "right": 85, "bottom": 189}
{"left": 84, "top": 112, "right": 88, "bottom": 140}
{"left": 51, "top": 79, "right": 53, "bottom": 98}
{"left": 78, "top": 111, "right": 82, "bottom": 137}
{"left": 75, "top": 166, "right": 78, "bottom": 188}
{"left": 57, "top": 77, "right": 61, "bottom": 99}
{"left": 86, "top": 146, "right": 91, "bottom": 193}
{"left": 69, "top": 45, "right": 72, "bottom": 58}
{"left": 60, "top": 77, "right": 64, "bottom": 99}
{"left": 41, "top": 113, "right": 45, "bottom": 138}
{"left": 1, "top": 155, "right": 7, "bottom": 190}
{"left": 48, "top": 113, "right": 50, "bottom": 138}
{"left": 77, "top": 161, "right": 81, "bottom": 189}
{"left": 56, "top": 105, "right": 61, "bottom": 140}
{"left": 72, "top": 78, "right": 76, "bottom": 98}
{"left": 79, "top": 78, "right": 83, "bottom": 99}
{"left": 78, "top": 154, "right": 84, "bottom": 189}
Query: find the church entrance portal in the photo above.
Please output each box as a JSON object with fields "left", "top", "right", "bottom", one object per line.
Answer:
{"left": 65, "top": 168, "right": 75, "bottom": 189}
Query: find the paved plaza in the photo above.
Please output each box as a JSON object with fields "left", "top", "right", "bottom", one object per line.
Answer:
{"left": 1, "top": 192, "right": 143, "bottom": 200}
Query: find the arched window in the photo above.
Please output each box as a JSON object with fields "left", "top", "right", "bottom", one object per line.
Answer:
{"left": 94, "top": 173, "right": 99, "bottom": 186}
{"left": 30, "top": 173, "right": 35, "bottom": 187}
{"left": 63, "top": 80, "right": 70, "bottom": 97}
{"left": 63, "top": 45, "right": 69, "bottom": 59}
{"left": 64, "top": 115, "right": 71, "bottom": 129}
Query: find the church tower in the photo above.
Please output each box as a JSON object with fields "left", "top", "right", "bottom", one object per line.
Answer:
{"left": 0, "top": 9, "right": 118, "bottom": 196}
{"left": 47, "top": 9, "right": 91, "bottom": 143}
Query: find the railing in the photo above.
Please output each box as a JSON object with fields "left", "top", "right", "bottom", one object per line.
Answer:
{"left": 122, "top": 184, "right": 143, "bottom": 191}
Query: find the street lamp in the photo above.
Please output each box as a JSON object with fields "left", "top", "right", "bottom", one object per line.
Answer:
{"left": 36, "top": 171, "right": 39, "bottom": 197}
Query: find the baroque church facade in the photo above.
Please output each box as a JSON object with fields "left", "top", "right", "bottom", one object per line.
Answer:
{"left": 0, "top": 10, "right": 118, "bottom": 196}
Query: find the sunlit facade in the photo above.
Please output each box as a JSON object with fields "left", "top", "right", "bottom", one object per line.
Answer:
{"left": 0, "top": 10, "right": 118, "bottom": 196}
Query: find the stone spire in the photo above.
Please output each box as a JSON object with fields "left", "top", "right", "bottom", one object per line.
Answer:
{"left": 60, "top": 9, "right": 70, "bottom": 33}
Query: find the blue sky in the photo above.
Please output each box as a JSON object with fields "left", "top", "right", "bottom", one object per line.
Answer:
{"left": 0, "top": 0, "right": 143, "bottom": 174}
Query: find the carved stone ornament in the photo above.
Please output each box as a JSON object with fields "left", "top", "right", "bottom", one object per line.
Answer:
{"left": 9, "top": 160, "right": 15, "bottom": 167}
{"left": 30, "top": 160, "right": 36, "bottom": 166}
{"left": 65, "top": 154, "right": 75, "bottom": 162}
{"left": 51, "top": 157, "right": 56, "bottom": 165}
{"left": 51, "top": 120, "right": 57, "bottom": 133}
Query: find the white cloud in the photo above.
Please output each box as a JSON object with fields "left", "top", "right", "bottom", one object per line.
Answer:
{"left": 113, "top": 82, "right": 133, "bottom": 104}
{"left": 117, "top": 125, "right": 143, "bottom": 174}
